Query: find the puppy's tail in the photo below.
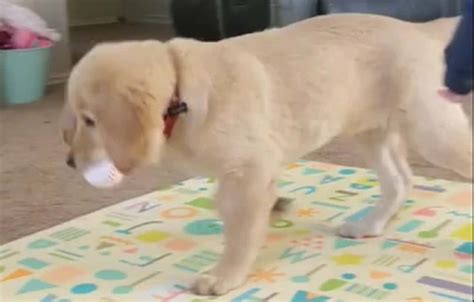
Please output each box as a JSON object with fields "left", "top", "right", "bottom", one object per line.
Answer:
{"left": 404, "top": 96, "right": 472, "bottom": 180}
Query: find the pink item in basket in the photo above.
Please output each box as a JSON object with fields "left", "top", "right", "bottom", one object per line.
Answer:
{"left": 11, "top": 27, "right": 38, "bottom": 48}
{"left": 0, "top": 28, "right": 12, "bottom": 49}
{"left": 0, "top": 0, "right": 61, "bottom": 42}
{"left": 37, "top": 38, "right": 53, "bottom": 48}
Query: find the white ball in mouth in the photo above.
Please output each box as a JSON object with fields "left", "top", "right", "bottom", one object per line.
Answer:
{"left": 82, "top": 160, "right": 123, "bottom": 188}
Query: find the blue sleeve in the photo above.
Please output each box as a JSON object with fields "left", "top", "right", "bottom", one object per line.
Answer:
{"left": 444, "top": 0, "right": 473, "bottom": 94}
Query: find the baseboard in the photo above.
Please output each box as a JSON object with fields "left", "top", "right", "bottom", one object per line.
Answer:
{"left": 48, "top": 72, "right": 69, "bottom": 85}
{"left": 128, "top": 14, "right": 172, "bottom": 25}
{"left": 69, "top": 17, "right": 120, "bottom": 27}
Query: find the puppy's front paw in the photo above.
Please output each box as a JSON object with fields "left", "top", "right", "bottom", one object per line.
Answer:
{"left": 192, "top": 273, "right": 245, "bottom": 296}
{"left": 338, "top": 220, "right": 383, "bottom": 239}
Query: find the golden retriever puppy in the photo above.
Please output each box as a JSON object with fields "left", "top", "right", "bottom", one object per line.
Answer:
{"left": 61, "top": 14, "right": 472, "bottom": 295}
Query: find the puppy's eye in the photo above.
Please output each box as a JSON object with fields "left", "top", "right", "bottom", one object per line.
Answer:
{"left": 83, "top": 116, "right": 96, "bottom": 127}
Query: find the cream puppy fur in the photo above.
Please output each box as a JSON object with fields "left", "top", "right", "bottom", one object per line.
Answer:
{"left": 62, "top": 14, "right": 472, "bottom": 295}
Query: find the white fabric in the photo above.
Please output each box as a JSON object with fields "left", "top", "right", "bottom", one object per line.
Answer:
{"left": 0, "top": 0, "right": 61, "bottom": 41}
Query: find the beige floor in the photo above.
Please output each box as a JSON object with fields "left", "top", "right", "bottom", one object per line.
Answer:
{"left": 0, "top": 24, "right": 471, "bottom": 244}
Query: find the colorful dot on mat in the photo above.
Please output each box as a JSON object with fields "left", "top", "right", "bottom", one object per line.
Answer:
{"left": 123, "top": 247, "right": 138, "bottom": 254}
{"left": 383, "top": 283, "right": 398, "bottom": 290}
{"left": 18, "top": 258, "right": 49, "bottom": 270}
{"left": 294, "top": 229, "right": 311, "bottom": 235}
{"left": 186, "top": 197, "right": 214, "bottom": 210}
{"left": 165, "top": 238, "right": 196, "bottom": 252}
{"left": 135, "top": 230, "right": 170, "bottom": 243}
{"left": 41, "top": 265, "right": 87, "bottom": 285}
{"left": 332, "top": 253, "right": 364, "bottom": 266}
{"left": 27, "top": 239, "right": 57, "bottom": 249}
{"left": 339, "top": 169, "right": 356, "bottom": 175}
{"left": 461, "top": 265, "right": 473, "bottom": 274}
{"left": 291, "top": 275, "right": 309, "bottom": 283}
{"left": 16, "top": 279, "right": 56, "bottom": 294}
{"left": 455, "top": 241, "right": 474, "bottom": 255}
{"left": 0, "top": 266, "right": 5, "bottom": 273}
{"left": 198, "top": 187, "right": 207, "bottom": 191}
{"left": 95, "top": 270, "right": 127, "bottom": 281}
{"left": 112, "top": 285, "right": 133, "bottom": 295}
{"left": 78, "top": 245, "right": 89, "bottom": 250}
{"left": 71, "top": 283, "right": 97, "bottom": 294}
{"left": 184, "top": 219, "right": 223, "bottom": 235}
{"left": 436, "top": 260, "right": 457, "bottom": 269}
{"left": 271, "top": 219, "right": 294, "bottom": 228}
{"left": 341, "top": 273, "right": 356, "bottom": 280}
{"left": 2, "top": 269, "right": 33, "bottom": 282}
{"left": 319, "top": 278, "right": 347, "bottom": 291}
{"left": 161, "top": 207, "right": 198, "bottom": 219}
{"left": 99, "top": 251, "right": 110, "bottom": 256}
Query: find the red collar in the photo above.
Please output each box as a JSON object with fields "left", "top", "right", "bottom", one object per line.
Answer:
{"left": 163, "top": 90, "right": 188, "bottom": 139}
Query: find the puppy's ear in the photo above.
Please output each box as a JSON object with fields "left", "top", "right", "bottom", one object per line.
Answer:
{"left": 60, "top": 102, "right": 77, "bottom": 146}
{"left": 98, "top": 88, "right": 156, "bottom": 174}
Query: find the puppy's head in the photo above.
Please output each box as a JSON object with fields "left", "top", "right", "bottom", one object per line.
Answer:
{"left": 61, "top": 41, "right": 176, "bottom": 183}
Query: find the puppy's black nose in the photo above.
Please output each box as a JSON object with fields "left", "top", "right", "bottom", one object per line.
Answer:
{"left": 66, "top": 156, "right": 76, "bottom": 169}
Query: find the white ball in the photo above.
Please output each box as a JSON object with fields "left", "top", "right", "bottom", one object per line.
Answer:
{"left": 82, "top": 160, "right": 123, "bottom": 188}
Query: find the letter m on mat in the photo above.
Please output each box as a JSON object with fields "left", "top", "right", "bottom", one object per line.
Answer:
{"left": 279, "top": 248, "right": 320, "bottom": 264}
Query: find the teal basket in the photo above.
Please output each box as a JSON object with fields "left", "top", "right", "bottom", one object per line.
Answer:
{"left": 0, "top": 46, "right": 52, "bottom": 106}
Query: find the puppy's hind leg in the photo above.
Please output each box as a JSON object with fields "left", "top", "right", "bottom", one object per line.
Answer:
{"left": 339, "top": 129, "right": 412, "bottom": 238}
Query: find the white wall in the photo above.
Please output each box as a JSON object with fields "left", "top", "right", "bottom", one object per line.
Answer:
{"left": 9, "top": 0, "right": 71, "bottom": 83}
{"left": 68, "top": 0, "right": 123, "bottom": 26}
{"left": 123, "top": 0, "right": 171, "bottom": 24}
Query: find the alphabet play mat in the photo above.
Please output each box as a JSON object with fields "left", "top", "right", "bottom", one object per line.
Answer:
{"left": 1, "top": 161, "right": 472, "bottom": 302}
